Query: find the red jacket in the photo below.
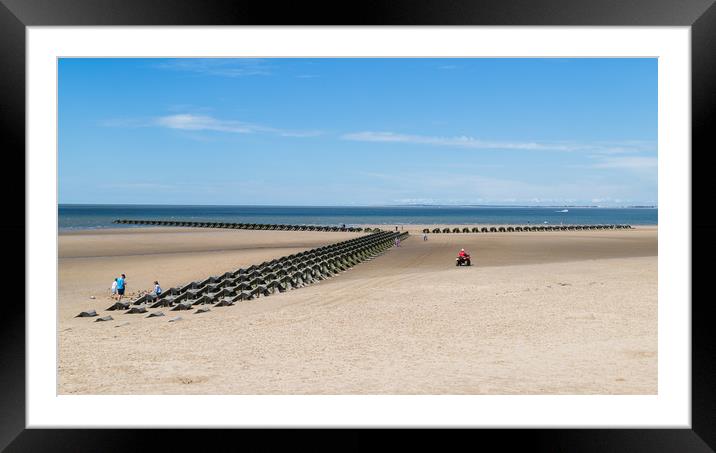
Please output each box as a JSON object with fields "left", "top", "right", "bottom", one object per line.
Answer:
{"left": 458, "top": 251, "right": 467, "bottom": 257}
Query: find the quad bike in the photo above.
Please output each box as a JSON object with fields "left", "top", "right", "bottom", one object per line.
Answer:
{"left": 456, "top": 255, "right": 471, "bottom": 266}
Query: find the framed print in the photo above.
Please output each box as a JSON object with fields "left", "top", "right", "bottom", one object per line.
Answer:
{"left": 5, "top": 0, "right": 715, "bottom": 450}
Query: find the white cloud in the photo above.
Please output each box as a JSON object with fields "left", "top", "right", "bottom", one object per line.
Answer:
{"left": 153, "top": 114, "right": 322, "bottom": 138}
{"left": 342, "top": 131, "right": 654, "bottom": 154}
{"left": 343, "top": 131, "right": 555, "bottom": 150}
{"left": 360, "top": 171, "right": 651, "bottom": 205}
{"left": 592, "top": 156, "right": 658, "bottom": 169}
{"left": 154, "top": 59, "right": 272, "bottom": 77}
{"left": 391, "top": 198, "right": 437, "bottom": 205}
{"left": 155, "top": 114, "right": 258, "bottom": 133}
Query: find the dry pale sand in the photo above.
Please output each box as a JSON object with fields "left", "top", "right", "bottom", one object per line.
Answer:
{"left": 58, "top": 226, "right": 657, "bottom": 395}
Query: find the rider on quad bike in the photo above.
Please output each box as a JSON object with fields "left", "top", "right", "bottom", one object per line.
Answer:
{"left": 456, "top": 248, "right": 471, "bottom": 266}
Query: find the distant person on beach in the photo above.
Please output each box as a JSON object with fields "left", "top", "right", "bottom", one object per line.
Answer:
{"left": 116, "top": 274, "right": 126, "bottom": 302}
{"left": 395, "top": 237, "right": 400, "bottom": 247}
{"left": 110, "top": 278, "right": 118, "bottom": 298}
{"left": 423, "top": 232, "right": 428, "bottom": 241}
{"left": 153, "top": 281, "right": 162, "bottom": 297}
{"left": 456, "top": 248, "right": 471, "bottom": 266}
{"left": 395, "top": 226, "right": 398, "bottom": 231}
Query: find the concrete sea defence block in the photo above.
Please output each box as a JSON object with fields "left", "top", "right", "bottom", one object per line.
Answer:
{"left": 76, "top": 310, "right": 97, "bottom": 318}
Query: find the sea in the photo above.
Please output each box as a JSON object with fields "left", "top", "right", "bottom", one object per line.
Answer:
{"left": 58, "top": 204, "right": 658, "bottom": 231}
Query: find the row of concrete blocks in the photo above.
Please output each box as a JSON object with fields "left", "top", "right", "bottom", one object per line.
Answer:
{"left": 422, "top": 224, "right": 633, "bottom": 234}
{"left": 113, "top": 219, "right": 373, "bottom": 233}
{"left": 84, "top": 231, "right": 410, "bottom": 318}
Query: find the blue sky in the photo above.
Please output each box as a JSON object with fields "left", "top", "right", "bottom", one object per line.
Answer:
{"left": 59, "top": 58, "right": 657, "bottom": 206}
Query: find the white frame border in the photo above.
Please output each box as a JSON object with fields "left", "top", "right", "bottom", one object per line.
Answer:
{"left": 27, "top": 26, "right": 690, "bottom": 428}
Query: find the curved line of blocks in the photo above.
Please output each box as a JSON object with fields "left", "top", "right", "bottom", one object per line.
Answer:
{"left": 86, "top": 231, "right": 410, "bottom": 319}
{"left": 422, "top": 224, "right": 633, "bottom": 234}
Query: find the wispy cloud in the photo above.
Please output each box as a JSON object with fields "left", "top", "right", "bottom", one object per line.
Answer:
{"left": 342, "top": 131, "right": 654, "bottom": 154}
{"left": 360, "top": 171, "right": 649, "bottom": 205}
{"left": 592, "top": 156, "right": 658, "bottom": 169}
{"left": 154, "top": 59, "right": 272, "bottom": 77}
{"left": 153, "top": 114, "right": 322, "bottom": 138}
{"left": 343, "top": 131, "right": 564, "bottom": 150}
{"left": 391, "top": 198, "right": 437, "bottom": 205}
{"left": 156, "top": 114, "right": 257, "bottom": 133}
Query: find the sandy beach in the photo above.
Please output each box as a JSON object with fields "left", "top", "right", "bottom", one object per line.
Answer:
{"left": 58, "top": 226, "right": 657, "bottom": 394}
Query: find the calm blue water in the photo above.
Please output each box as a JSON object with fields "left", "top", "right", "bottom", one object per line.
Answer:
{"left": 58, "top": 204, "right": 657, "bottom": 231}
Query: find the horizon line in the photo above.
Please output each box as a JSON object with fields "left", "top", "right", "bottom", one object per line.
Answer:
{"left": 58, "top": 202, "right": 658, "bottom": 208}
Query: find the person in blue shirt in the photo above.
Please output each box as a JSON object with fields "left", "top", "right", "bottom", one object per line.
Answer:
{"left": 116, "top": 273, "right": 126, "bottom": 302}
{"left": 153, "top": 281, "right": 162, "bottom": 297}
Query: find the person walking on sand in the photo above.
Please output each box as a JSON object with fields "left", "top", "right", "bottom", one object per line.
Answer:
{"left": 395, "top": 236, "right": 401, "bottom": 247}
{"left": 110, "top": 278, "right": 118, "bottom": 298}
{"left": 153, "top": 281, "right": 162, "bottom": 297}
{"left": 423, "top": 232, "right": 428, "bottom": 241}
{"left": 116, "top": 273, "right": 126, "bottom": 302}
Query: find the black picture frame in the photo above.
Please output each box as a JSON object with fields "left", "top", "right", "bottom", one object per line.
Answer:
{"left": 3, "top": 0, "right": 714, "bottom": 450}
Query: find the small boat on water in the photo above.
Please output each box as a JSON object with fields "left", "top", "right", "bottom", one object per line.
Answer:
{"left": 556, "top": 209, "right": 569, "bottom": 213}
